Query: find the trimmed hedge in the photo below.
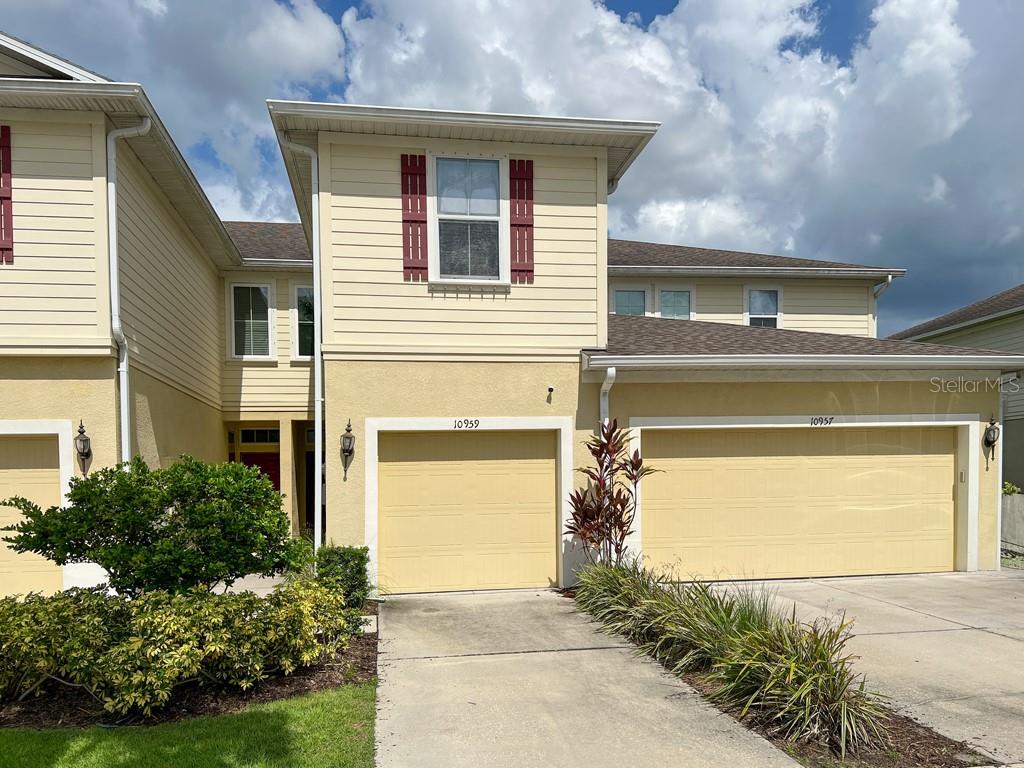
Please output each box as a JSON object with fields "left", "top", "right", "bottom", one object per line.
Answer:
{"left": 316, "top": 545, "right": 371, "bottom": 606}
{"left": 0, "top": 578, "right": 361, "bottom": 716}
{"left": 574, "top": 561, "right": 887, "bottom": 756}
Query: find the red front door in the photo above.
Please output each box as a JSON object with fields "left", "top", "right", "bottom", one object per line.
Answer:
{"left": 239, "top": 452, "right": 281, "bottom": 491}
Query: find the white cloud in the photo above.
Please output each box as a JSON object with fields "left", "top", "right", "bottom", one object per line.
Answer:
{"left": 4, "top": 0, "right": 1024, "bottom": 333}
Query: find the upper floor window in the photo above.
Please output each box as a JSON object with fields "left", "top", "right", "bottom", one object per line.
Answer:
{"left": 231, "top": 284, "right": 272, "bottom": 359}
{"left": 614, "top": 289, "right": 646, "bottom": 316}
{"left": 435, "top": 158, "right": 502, "bottom": 281}
{"left": 748, "top": 288, "right": 780, "bottom": 328}
{"left": 659, "top": 290, "right": 691, "bottom": 320}
{"left": 295, "top": 285, "right": 314, "bottom": 359}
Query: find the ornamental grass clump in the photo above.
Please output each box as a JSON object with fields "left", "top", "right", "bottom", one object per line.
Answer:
{"left": 574, "top": 560, "right": 887, "bottom": 757}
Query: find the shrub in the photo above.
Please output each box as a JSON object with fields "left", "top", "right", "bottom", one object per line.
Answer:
{"left": 565, "top": 419, "right": 656, "bottom": 566}
{"left": 1, "top": 456, "right": 304, "bottom": 595}
{"left": 0, "top": 579, "right": 360, "bottom": 716}
{"left": 1004, "top": 480, "right": 1021, "bottom": 495}
{"left": 574, "top": 561, "right": 887, "bottom": 756}
{"left": 316, "top": 545, "right": 371, "bottom": 607}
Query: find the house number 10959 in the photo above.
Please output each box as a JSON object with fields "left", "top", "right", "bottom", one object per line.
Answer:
{"left": 453, "top": 419, "right": 480, "bottom": 430}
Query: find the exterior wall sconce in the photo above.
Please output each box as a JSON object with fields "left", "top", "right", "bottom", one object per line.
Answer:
{"left": 984, "top": 417, "right": 1001, "bottom": 449}
{"left": 341, "top": 419, "right": 356, "bottom": 480}
{"left": 75, "top": 420, "right": 92, "bottom": 474}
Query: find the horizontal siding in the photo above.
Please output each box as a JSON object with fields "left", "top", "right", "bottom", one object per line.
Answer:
{"left": 327, "top": 143, "right": 600, "bottom": 355}
{"left": 0, "top": 52, "right": 49, "bottom": 77}
{"left": 928, "top": 316, "right": 1024, "bottom": 419}
{"left": 222, "top": 273, "right": 313, "bottom": 414}
{"left": 608, "top": 278, "right": 873, "bottom": 336}
{"left": 0, "top": 117, "right": 104, "bottom": 341}
{"left": 117, "top": 147, "right": 220, "bottom": 407}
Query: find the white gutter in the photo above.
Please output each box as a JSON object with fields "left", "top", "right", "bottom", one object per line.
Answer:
{"left": 281, "top": 135, "right": 324, "bottom": 553}
{"left": 584, "top": 353, "right": 1024, "bottom": 372}
{"left": 608, "top": 265, "right": 906, "bottom": 280}
{"left": 599, "top": 366, "right": 617, "bottom": 424}
{"left": 106, "top": 117, "right": 152, "bottom": 463}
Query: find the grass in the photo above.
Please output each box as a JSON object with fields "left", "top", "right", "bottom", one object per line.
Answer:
{"left": 0, "top": 683, "right": 375, "bottom": 768}
{"left": 1002, "top": 549, "right": 1024, "bottom": 569}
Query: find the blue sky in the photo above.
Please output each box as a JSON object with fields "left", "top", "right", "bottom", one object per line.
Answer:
{"left": 3, "top": 0, "right": 1023, "bottom": 336}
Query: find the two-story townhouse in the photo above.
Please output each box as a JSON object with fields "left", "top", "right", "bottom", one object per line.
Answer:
{"left": 269, "top": 100, "right": 1023, "bottom": 594}
{"left": 3, "top": 34, "right": 1022, "bottom": 599}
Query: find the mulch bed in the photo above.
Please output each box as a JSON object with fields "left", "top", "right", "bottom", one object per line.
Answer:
{"left": 681, "top": 669, "right": 992, "bottom": 768}
{"left": 0, "top": 632, "right": 378, "bottom": 730}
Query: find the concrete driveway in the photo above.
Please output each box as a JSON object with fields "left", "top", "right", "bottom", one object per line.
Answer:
{"left": 375, "top": 590, "right": 797, "bottom": 768}
{"left": 769, "top": 570, "right": 1024, "bottom": 765}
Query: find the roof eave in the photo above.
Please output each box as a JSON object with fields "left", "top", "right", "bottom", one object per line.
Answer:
{"left": 0, "top": 32, "right": 109, "bottom": 82}
{"left": 607, "top": 265, "right": 906, "bottom": 280}
{"left": 230, "top": 258, "right": 313, "bottom": 271}
{"left": 583, "top": 352, "right": 1024, "bottom": 372}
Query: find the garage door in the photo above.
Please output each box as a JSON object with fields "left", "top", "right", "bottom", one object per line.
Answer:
{"left": 642, "top": 426, "right": 956, "bottom": 579}
{"left": 378, "top": 430, "right": 557, "bottom": 593}
{"left": 0, "top": 436, "right": 63, "bottom": 596}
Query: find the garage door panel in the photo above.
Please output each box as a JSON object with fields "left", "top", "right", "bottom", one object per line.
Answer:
{"left": 1, "top": 435, "right": 62, "bottom": 597}
{"left": 378, "top": 430, "right": 557, "bottom": 593}
{"left": 642, "top": 427, "right": 956, "bottom": 580}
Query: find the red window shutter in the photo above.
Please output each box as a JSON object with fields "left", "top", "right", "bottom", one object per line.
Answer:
{"left": 509, "top": 158, "right": 534, "bottom": 284}
{"left": 0, "top": 125, "right": 12, "bottom": 265}
{"left": 401, "top": 154, "right": 427, "bottom": 281}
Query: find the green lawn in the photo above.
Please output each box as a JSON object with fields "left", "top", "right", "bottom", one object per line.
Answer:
{"left": 0, "top": 683, "right": 375, "bottom": 768}
{"left": 1003, "top": 549, "right": 1024, "bottom": 569}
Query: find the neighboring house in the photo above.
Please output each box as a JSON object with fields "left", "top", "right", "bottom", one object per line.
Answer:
{"left": 891, "top": 284, "right": 1024, "bottom": 486}
{"left": 2, "top": 35, "right": 1022, "bottom": 598}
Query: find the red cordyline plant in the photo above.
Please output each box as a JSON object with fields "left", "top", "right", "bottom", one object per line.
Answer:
{"left": 565, "top": 419, "right": 657, "bottom": 567}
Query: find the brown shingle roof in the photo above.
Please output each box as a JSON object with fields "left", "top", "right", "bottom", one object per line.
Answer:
{"left": 222, "top": 221, "right": 310, "bottom": 263}
{"left": 608, "top": 239, "right": 898, "bottom": 272}
{"left": 600, "top": 314, "right": 1016, "bottom": 358}
{"left": 889, "top": 284, "right": 1024, "bottom": 340}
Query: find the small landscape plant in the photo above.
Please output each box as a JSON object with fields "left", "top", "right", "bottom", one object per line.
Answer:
{"left": 0, "top": 577, "right": 361, "bottom": 716}
{"left": 315, "top": 544, "right": 372, "bottom": 607}
{"left": 565, "top": 419, "right": 656, "bottom": 566}
{"left": 574, "top": 560, "right": 887, "bottom": 757}
{"left": 1, "top": 456, "right": 304, "bottom": 595}
{"left": 1003, "top": 480, "right": 1021, "bottom": 495}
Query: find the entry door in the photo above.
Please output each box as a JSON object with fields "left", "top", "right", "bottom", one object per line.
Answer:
{"left": 240, "top": 452, "right": 281, "bottom": 490}
{"left": 641, "top": 426, "right": 957, "bottom": 579}
{"left": 377, "top": 430, "right": 558, "bottom": 593}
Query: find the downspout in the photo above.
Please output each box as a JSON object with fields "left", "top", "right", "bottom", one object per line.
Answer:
{"left": 106, "top": 117, "right": 152, "bottom": 463}
{"left": 873, "top": 274, "right": 893, "bottom": 299}
{"left": 281, "top": 136, "right": 324, "bottom": 553}
{"left": 599, "top": 366, "right": 617, "bottom": 424}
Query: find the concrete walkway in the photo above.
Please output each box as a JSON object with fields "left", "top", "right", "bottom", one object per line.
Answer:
{"left": 375, "top": 590, "right": 796, "bottom": 768}
{"left": 769, "top": 570, "right": 1024, "bottom": 765}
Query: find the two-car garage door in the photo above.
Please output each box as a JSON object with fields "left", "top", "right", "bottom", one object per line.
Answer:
{"left": 0, "top": 436, "right": 63, "bottom": 596}
{"left": 641, "top": 426, "right": 956, "bottom": 579}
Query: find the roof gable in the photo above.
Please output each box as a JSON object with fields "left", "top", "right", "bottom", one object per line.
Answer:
{"left": 0, "top": 32, "right": 108, "bottom": 82}
{"left": 890, "top": 283, "right": 1024, "bottom": 340}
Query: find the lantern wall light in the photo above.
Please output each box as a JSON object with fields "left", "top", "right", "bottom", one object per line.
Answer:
{"left": 984, "top": 417, "right": 1001, "bottom": 449}
{"left": 75, "top": 420, "right": 92, "bottom": 474}
{"left": 341, "top": 419, "right": 356, "bottom": 480}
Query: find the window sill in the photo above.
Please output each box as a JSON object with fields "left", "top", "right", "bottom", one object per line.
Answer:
{"left": 428, "top": 280, "right": 511, "bottom": 294}
{"left": 227, "top": 356, "right": 278, "bottom": 365}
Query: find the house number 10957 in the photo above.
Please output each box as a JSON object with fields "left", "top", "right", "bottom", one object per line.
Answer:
{"left": 453, "top": 419, "right": 480, "bottom": 430}
{"left": 809, "top": 416, "right": 835, "bottom": 426}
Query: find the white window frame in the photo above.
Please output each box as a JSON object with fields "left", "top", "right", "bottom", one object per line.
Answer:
{"left": 611, "top": 287, "right": 649, "bottom": 316}
{"left": 744, "top": 285, "right": 784, "bottom": 329}
{"left": 227, "top": 281, "right": 276, "bottom": 361}
{"left": 426, "top": 151, "right": 511, "bottom": 286}
{"left": 656, "top": 285, "right": 696, "bottom": 320}
{"left": 291, "top": 282, "right": 314, "bottom": 362}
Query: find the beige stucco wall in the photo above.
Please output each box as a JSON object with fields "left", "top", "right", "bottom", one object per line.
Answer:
{"left": 0, "top": 108, "right": 110, "bottom": 355}
{"left": 0, "top": 357, "right": 118, "bottom": 475}
{"left": 131, "top": 366, "right": 224, "bottom": 468}
{"left": 324, "top": 362, "right": 1001, "bottom": 573}
{"left": 321, "top": 135, "right": 608, "bottom": 360}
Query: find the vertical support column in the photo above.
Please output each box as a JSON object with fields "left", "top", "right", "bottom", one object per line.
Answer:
{"left": 278, "top": 418, "right": 297, "bottom": 534}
